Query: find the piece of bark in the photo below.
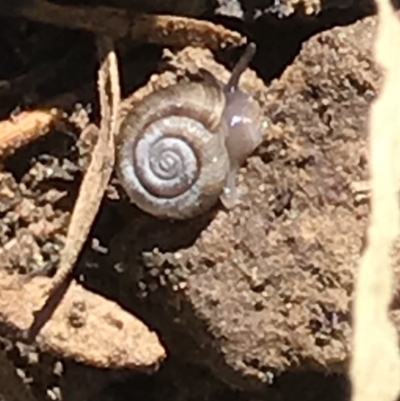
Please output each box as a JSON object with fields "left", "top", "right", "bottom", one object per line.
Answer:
{"left": 0, "top": 271, "right": 166, "bottom": 370}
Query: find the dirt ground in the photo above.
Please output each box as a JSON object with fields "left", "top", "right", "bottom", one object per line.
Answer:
{"left": 0, "top": 1, "right": 394, "bottom": 401}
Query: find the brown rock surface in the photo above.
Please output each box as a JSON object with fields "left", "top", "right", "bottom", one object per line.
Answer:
{"left": 99, "top": 15, "right": 380, "bottom": 391}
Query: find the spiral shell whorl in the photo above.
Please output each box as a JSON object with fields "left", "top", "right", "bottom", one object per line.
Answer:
{"left": 134, "top": 117, "right": 201, "bottom": 199}
{"left": 116, "top": 81, "right": 230, "bottom": 219}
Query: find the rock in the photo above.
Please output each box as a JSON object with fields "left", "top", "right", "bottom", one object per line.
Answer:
{"left": 0, "top": 271, "right": 166, "bottom": 370}
{"left": 108, "top": 15, "right": 380, "bottom": 391}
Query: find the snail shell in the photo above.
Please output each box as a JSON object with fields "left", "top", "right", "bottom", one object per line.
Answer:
{"left": 115, "top": 44, "right": 263, "bottom": 220}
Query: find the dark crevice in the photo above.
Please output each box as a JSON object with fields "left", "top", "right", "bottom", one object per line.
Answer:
{"left": 213, "top": 1, "right": 379, "bottom": 82}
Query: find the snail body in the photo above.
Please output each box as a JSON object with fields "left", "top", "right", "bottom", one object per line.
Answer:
{"left": 115, "top": 44, "right": 263, "bottom": 220}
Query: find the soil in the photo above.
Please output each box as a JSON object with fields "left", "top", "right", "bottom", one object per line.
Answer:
{"left": 0, "top": 1, "right": 394, "bottom": 401}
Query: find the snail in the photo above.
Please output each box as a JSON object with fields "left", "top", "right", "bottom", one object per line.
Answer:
{"left": 115, "top": 43, "right": 264, "bottom": 220}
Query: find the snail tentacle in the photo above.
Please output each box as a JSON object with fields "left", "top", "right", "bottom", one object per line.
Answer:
{"left": 220, "top": 42, "right": 263, "bottom": 208}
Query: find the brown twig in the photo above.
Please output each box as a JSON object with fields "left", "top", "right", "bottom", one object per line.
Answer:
{"left": 0, "top": 80, "right": 97, "bottom": 159}
{"left": 129, "top": 14, "right": 245, "bottom": 49}
{"left": 42, "top": 36, "right": 120, "bottom": 299}
{"left": 0, "top": 109, "right": 62, "bottom": 157}
{"left": 1, "top": 0, "right": 244, "bottom": 50}
{"left": 0, "top": 68, "right": 125, "bottom": 159}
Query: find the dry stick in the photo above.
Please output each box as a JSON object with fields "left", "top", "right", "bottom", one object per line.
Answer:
{"left": 0, "top": 108, "right": 62, "bottom": 157}
{"left": 0, "top": 87, "right": 92, "bottom": 159}
{"left": 97, "top": 37, "right": 121, "bottom": 138}
{"left": 0, "top": 79, "right": 97, "bottom": 159}
{"left": 1, "top": 0, "right": 244, "bottom": 50}
{"left": 350, "top": 1, "right": 400, "bottom": 401}
{"left": 43, "top": 36, "right": 120, "bottom": 297}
